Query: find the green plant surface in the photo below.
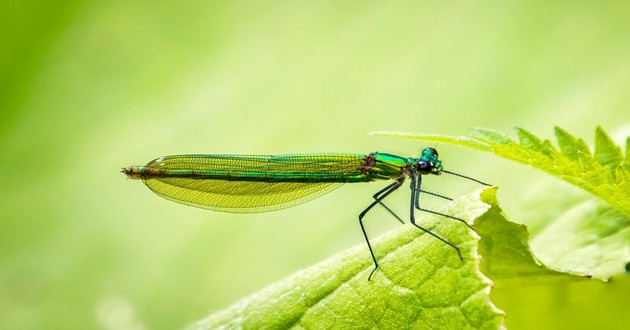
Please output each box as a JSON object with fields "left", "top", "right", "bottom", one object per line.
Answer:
{"left": 190, "top": 186, "right": 610, "bottom": 329}
{"left": 372, "top": 127, "right": 630, "bottom": 280}
{"left": 530, "top": 199, "right": 630, "bottom": 279}
{"left": 189, "top": 188, "right": 504, "bottom": 329}
{"left": 473, "top": 188, "right": 577, "bottom": 284}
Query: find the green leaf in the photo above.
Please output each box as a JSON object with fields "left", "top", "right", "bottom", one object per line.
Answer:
{"left": 594, "top": 126, "right": 624, "bottom": 172}
{"left": 515, "top": 127, "right": 552, "bottom": 155}
{"left": 370, "top": 131, "right": 492, "bottom": 152}
{"left": 188, "top": 188, "right": 505, "bottom": 329}
{"left": 554, "top": 126, "right": 592, "bottom": 160}
{"left": 530, "top": 199, "right": 630, "bottom": 279}
{"left": 469, "top": 127, "right": 515, "bottom": 145}
{"left": 474, "top": 188, "right": 577, "bottom": 284}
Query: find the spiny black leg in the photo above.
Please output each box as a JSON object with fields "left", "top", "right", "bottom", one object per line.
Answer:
{"left": 359, "top": 178, "right": 404, "bottom": 281}
{"left": 419, "top": 190, "right": 453, "bottom": 201}
{"left": 409, "top": 176, "right": 463, "bottom": 261}
{"left": 414, "top": 176, "right": 422, "bottom": 209}
{"left": 359, "top": 179, "right": 403, "bottom": 221}
{"left": 416, "top": 207, "right": 474, "bottom": 232}
{"left": 414, "top": 176, "right": 473, "bottom": 231}
{"left": 371, "top": 180, "right": 405, "bottom": 224}
{"left": 414, "top": 178, "right": 455, "bottom": 206}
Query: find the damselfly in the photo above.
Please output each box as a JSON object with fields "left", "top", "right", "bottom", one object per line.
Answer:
{"left": 123, "top": 148, "right": 489, "bottom": 279}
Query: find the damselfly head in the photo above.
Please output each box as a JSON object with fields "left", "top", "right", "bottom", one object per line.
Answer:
{"left": 417, "top": 147, "right": 443, "bottom": 175}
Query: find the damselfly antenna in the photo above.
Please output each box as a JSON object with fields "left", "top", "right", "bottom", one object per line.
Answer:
{"left": 442, "top": 170, "right": 492, "bottom": 186}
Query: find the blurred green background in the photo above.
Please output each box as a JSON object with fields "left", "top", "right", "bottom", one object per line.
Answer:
{"left": 1, "top": 1, "right": 628, "bottom": 329}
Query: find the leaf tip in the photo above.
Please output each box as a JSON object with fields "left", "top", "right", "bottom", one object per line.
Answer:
{"left": 477, "top": 186, "right": 499, "bottom": 207}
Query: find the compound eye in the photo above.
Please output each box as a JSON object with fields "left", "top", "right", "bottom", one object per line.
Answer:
{"left": 416, "top": 161, "right": 431, "bottom": 173}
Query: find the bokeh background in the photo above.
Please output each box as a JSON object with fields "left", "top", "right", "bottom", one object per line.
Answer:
{"left": 1, "top": 1, "right": 628, "bottom": 329}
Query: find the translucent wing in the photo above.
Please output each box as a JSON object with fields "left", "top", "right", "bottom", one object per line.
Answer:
{"left": 141, "top": 153, "right": 367, "bottom": 213}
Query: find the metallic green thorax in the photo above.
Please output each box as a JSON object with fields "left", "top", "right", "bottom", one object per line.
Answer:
{"left": 122, "top": 148, "right": 443, "bottom": 213}
{"left": 368, "top": 149, "right": 443, "bottom": 181}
